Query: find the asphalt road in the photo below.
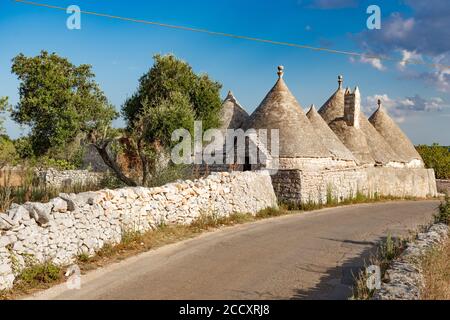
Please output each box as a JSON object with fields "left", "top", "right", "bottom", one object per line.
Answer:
{"left": 27, "top": 200, "right": 439, "bottom": 300}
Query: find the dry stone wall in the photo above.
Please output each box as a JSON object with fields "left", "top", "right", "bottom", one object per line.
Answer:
{"left": 436, "top": 179, "right": 450, "bottom": 194}
{"left": 0, "top": 171, "right": 278, "bottom": 290}
{"left": 35, "top": 168, "right": 104, "bottom": 188}
{"left": 273, "top": 167, "right": 438, "bottom": 205}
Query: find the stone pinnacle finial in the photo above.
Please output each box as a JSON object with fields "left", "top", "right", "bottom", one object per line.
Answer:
{"left": 277, "top": 66, "right": 284, "bottom": 78}
{"left": 338, "top": 75, "right": 343, "bottom": 89}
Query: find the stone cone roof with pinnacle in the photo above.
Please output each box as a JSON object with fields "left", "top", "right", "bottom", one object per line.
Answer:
{"left": 359, "top": 114, "right": 402, "bottom": 165}
{"left": 320, "top": 77, "right": 403, "bottom": 165}
{"left": 369, "top": 100, "right": 423, "bottom": 163}
{"left": 318, "top": 75, "right": 345, "bottom": 124}
{"left": 328, "top": 118, "right": 375, "bottom": 165}
{"left": 306, "top": 105, "right": 357, "bottom": 163}
{"left": 220, "top": 91, "right": 249, "bottom": 130}
{"left": 245, "top": 66, "right": 331, "bottom": 158}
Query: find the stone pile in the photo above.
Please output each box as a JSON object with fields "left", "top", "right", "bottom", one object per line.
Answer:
{"left": 0, "top": 171, "right": 278, "bottom": 290}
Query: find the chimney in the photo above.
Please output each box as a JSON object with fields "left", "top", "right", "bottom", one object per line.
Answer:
{"left": 344, "top": 86, "right": 361, "bottom": 129}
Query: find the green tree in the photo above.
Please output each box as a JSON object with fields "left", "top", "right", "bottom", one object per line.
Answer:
{"left": 0, "top": 96, "right": 10, "bottom": 135}
{"left": 0, "top": 134, "right": 17, "bottom": 168}
{"left": 92, "top": 54, "right": 222, "bottom": 186}
{"left": 11, "top": 51, "right": 118, "bottom": 158}
{"left": 123, "top": 54, "right": 222, "bottom": 130}
{"left": 416, "top": 143, "right": 450, "bottom": 179}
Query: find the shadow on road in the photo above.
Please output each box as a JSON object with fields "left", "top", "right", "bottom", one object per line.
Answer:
{"left": 290, "top": 236, "right": 389, "bottom": 300}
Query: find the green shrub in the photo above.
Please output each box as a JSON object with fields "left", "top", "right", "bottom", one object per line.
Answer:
{"left": 13, "top": 136, "right": 34, "bottom": 159}
{"left": 416, "top": 144, "right": 450, "bottom": 179}
{"left": 147, "top": 163, "right": 194, "bottom": 188}
{"left": 0, "top": 135, "right": 18, "bottom": 166}
{"left": 37, "top": 157, "right": 77, "bottom": 171}
{"left": 16, "top": 262, "right": 62, "bottom": 286}
{"left": 435, "top": 195, "right": 450, "bottom": 225}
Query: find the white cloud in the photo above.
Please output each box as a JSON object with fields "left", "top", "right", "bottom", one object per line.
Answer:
{"left": 398, "top": 50, "right": 423, "bottom": 70}
{"left": 349, "top": 56, "right": 386, "bottom": 71}
{"left": 354, "top": 1, "right": 450, "bottom": 92}
{"left": 363, "top": 93, "right": 448, "bottom": 123}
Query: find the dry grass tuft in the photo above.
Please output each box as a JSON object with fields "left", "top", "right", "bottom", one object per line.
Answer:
{"left": 421, "top": 239, "right": 450, "bottom": 300}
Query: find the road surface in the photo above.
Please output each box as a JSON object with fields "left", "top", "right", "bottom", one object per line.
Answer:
{"left": 27, "top": 200, "right": 439, "bottom": 300}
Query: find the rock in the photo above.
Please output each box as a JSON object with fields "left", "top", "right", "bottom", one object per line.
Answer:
{"left": 12, "top": 241, "right": 25, "bottom": 252}
{"left": 59, "top": 193, "right": 77, "bottom": 211}
{"left": 0, "top": 213, "right": 14, "bottom": 231}
{"left": 23, "top": 202, "right": 53, "bottom": 226}
{"left": 74, "top": 192, "right": 103, "bottom": 206}
{"left": 51, "top": 197, "right": 68, "bottom": 213}
{"left": 0, "top": 264, "right": 12, "bottom": 275}
{"left": 7, "top": 205, "right": 29, "bottom": 225}
{"left": 0, "top": 236, "right": 12, "bottom": 247}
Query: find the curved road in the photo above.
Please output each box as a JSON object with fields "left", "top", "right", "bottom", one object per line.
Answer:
{"left": 28, "top": 200, "right": 439, "bottom": 300}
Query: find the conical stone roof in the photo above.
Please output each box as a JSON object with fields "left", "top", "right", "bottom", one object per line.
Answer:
{"left": 328, "top": 118, "right": 374, "bottom": 165}
{"left": 245, "top": 66, "right": 331, "bottom": 158}
{"left": 220, "top": 91, "right": 249, "bottom": 130}
{"left": 306, "top": 105, "right": 357, "bottom": 162}
{"left": 318, "top": 75, "right": 345, "bottom": 124}
{"left": 369, "top": 100, "right": 423, "bottom": 163}
{"left": 320, "top": 79, "right": 403, "bottom": 165}
{"left": 360, "top": 114, "right": 403, "bottom": 165}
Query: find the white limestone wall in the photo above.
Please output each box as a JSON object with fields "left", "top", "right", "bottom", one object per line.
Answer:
{"left": 272, "top": 167, "right": 438, "bottom": 205}
{"left": 35, "top": 168, "right": 104, "bottom": 188}
{"left": 0, "top": 171, "right": 278, "bottom": 290}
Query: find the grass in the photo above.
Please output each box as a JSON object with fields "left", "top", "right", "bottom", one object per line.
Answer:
{"left": 421, "top": 195, "right": 450, "bottom": 300}
{"left": 282, "top": 190, "right": 419, "bottom": 211}
{"left": 434, "top": 194, "right": 450, "bottom": 224}
{"left": 421, "top": 239, "right": 450, "bottom": 300}
{"left": 0, "top": 260, "right": 65, "bottom": 300}
{"left": 0, "top": 170, "right": 110, "bottom": 212}
{"left": 351, "top": 234, "right": 410, "bottom": 300}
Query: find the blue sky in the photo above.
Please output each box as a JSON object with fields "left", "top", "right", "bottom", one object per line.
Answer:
{"left": 0, "top": 0, "right": 449, "bottom": 144}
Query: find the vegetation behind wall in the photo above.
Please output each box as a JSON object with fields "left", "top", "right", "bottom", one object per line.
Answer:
{"left": 416, "top": 144, "right": 450, "bottom": 180}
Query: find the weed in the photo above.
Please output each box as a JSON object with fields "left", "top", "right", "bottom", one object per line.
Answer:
{"left": 435, "top": 195, "right": 449, "bottom": 225}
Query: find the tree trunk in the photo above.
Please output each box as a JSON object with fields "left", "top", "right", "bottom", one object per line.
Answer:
{"left": 93, "top": 142, "right": 138, "bottom": 187}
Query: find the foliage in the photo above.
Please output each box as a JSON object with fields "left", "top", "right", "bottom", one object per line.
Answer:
{"left": 0, "top": 174, "right": 103, "bottom": 212}
{"left": 352, "top": 234, "right": 408, "bottom": 300}
{"left": 36, "top": 156, "right": 77, "bottom": 171}
{"left": 13, "top": 136, "right": 34, "bottom": 159}
{"left": 123, "top": 53, "right": 222, "bottom": 130}
{"left": 146, "top": 163, "right": 194, "bottom": 188}
{"left": 416, "top": 144, "right": 450, "bottom": 179}
{"left": 0, "top": 96, "right": 10, "bottom": 135}
{"left": 15, "top": 262, "right": 62, "bottom": 286}
{"left": 92, "top": 54, "right": 223, "bottom": 187}
{"left": 435, "top": 195, "right": 450, "bottom": 225}
{"left": 0, "top": 135, "right": 18, "bottom": 167}
{"left": 11, "top": 51, "right": 118, "bottom": 157}
{"left": 421, "top": 239, "right": 450, "bottom": 300}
